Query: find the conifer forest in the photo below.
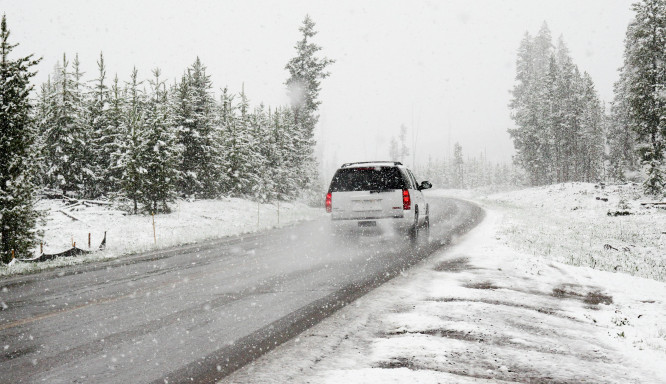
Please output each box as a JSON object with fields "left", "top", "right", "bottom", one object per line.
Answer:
{"left": 509, "top": 0, "right": 666, "bottom": 193}
{"left": 2, "top": 0, "right": 666, "bottom": 262}
{"left": 0, "top": 15, "right": 333, "bottom": 261}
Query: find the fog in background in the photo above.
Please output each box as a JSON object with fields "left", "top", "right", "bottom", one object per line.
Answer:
{"left": 3, "top": 0, "right": 634, "bottom": 180}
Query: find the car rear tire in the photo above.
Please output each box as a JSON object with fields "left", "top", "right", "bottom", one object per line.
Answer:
{"left": 422, "top": 215, "right": 430, "bottom": 245}
{"left": 409, "top": 208, "right": 420, "bottom": 245}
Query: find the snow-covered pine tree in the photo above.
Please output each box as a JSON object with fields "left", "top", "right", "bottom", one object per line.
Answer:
{"left": 172, "top": 74, "right": 193, "bottom": 196}
{"left": 44, "top": 54, "right": 83, "bottom": 196}
{"left": 87, "top": 52, "right": 112, "bottom": 197}
{"left": 118, "top": 68, "right": 146, "bottom": 213}
{"left": 68, "top": 54, "right": 99, "bottom": 198}
{"left": 509, "top": 32, "right": 534, "bottom": 110}
{"left": 579, "top": 73, "right": 605, "bottom": 182}
{"left": 531, "top": 25, "right": 555, "bottom": 185}
{"left": 259, "top": 107, "right": 276, "bottom": 202}
{"left": 272, "top": 106, "right": 301, "bottom": 200}
{"left": 399, "top": 125, "right": 410, "bottom": 164}
{"left": 106, "top": 74, "right": 127, "bottom": 195}
{"left": 71, "top": 54, "right": 96, "bottom": 197}
{"left": 218, "top": 85, "right": 267, "bottom": 198}
{"left": 0, "top": 15, "right": 41, "bottom": 262}
{"left": 616, "top": 0, "right": 666, "bottom": 195}
{"left": 217, "top": 87, "right": 235, "bottom": 195}
{"left": 37, "top": 70, "right": 59, "bottom": 191}
{"left": 174, "top": 58, "right": 222, "bottom": 199}
{"left": 543, "top": 53, "right": 561, "bottom": 183}
{"left": 266, "top": 107, "right": 287, "bottom": 201}
{"left": 509, "top": 30, "right": 550, "bottom": 185}
{"left": 285, "top": 15, "right": 334, "bottom": 193}
{"left": 226, "top": 85, "right": 257, "bottom": 197}
{"left": 553, "top": 39, "right": 579, "bottom": 182}
{"left": 465, "top": 155, "right": 478, "bottom": 188}
{"left": 608, "top": 75, "right": 638, "bottom": 181}
{"left": 248, "top": 104, "right": 271, "bottom": 202}
{"left": 33, "top": 76, "right": 53, "bottom": 188}
{"left": 436, "top": 157, "right": 450, "bottom": 187}
{"left": 453, "top": 142, "right": 464, "bottom": 188}
{"left": 532, "top": 23, "right": 553, "bottom": 79}
{"left": 141, "top": 68, "right": 180, "bottom": 213}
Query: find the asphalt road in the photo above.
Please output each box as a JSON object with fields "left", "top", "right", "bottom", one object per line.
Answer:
{"left": 0, "top": 196, "right": 483, "bottom": 384}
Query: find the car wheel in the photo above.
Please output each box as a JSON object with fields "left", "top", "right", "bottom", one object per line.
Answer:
{"left": 409, "top": 208, "right": 420, "bottom": 244}
{"left": 422, "top": 215, "right": 430, "bottom": 245}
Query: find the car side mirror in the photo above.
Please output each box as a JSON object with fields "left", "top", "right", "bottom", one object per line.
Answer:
{"left": 418, "top": 181, "right": 432, "bottom": 190}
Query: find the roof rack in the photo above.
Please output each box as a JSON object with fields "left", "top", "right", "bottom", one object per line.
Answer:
{"left": 341, "top": 161, "right": 403, "bottom": 168}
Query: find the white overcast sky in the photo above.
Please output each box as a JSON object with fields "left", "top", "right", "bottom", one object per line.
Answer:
{"left": 3, "top": 0, "right": 634, "bottom": 177}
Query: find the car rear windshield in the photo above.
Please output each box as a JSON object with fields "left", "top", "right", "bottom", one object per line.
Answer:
{"left": 328, "top": 167, "right": 406, "bottom": 192}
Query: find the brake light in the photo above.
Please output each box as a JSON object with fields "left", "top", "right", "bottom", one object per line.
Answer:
{"left": 402, "top": 189, "right": 411, "bottom": 210}
{"left": 326, "top": 192, "right": 332, "bottom": 213}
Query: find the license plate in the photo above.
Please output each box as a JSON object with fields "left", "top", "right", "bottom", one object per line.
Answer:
{"left": 352, "top": 200, "right": 381, "bottom": 211}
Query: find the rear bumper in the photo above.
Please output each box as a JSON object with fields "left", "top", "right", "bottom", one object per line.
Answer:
{"left": 329, "top": 212, "right": 414, "bottom": 232}
{"left": 330, "top": 213, "right": 404, "bottom": 221}
{"left": 330, "top": 208, "right": 409, "bottom": 221}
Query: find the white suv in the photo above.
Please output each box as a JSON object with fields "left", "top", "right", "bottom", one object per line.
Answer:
{"left": 325, "top": 161, "right": 432, "bottom": 242}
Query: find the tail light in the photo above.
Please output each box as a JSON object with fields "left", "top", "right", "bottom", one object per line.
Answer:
{"left": 326, "top": 192, "right": 332, "bottom": 213}
{"left": 402, "top": 189, "right": 411, "bottom": 210}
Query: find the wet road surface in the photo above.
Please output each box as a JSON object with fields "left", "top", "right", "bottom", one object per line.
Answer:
{"left": 0, "top": 196, "right": 483, "bottom": 383}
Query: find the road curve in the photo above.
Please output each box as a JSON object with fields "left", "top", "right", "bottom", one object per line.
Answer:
{"left": 0, "top": 196, "right": 483, "bottom": 384}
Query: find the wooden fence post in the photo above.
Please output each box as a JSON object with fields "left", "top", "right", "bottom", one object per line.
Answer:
{"left": 152, "top": 212, "right": 156, "bottom": 245}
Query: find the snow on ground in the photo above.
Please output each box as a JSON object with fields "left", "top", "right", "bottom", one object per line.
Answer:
{"left": 475, "top": 182, "right": 666, "bottom": 282}
{"left": 0, "top": 198, "right": 323, "bottom": 277}
{"left": 222, "top": 183, "right": 666, "bottom": 383}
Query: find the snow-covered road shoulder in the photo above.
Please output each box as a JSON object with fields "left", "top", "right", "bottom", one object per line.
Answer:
{"left": 479, "top": 183, "right": 665, "bottom": 282}
{"left": 1, "top": 198, "right": 323, "bottom": 277}
{"left": 222, "top": 201, "right": 666, "bottom": 383}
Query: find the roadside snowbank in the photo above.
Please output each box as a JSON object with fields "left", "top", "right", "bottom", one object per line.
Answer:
{"left": 475, "top": 182, "right": 665, "bottom": 282}
{"left": 222, "top": 184, "right": 666, "bottom": 383}
{"left": 1, "top": 198, "right": 323, "bottom": 277}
